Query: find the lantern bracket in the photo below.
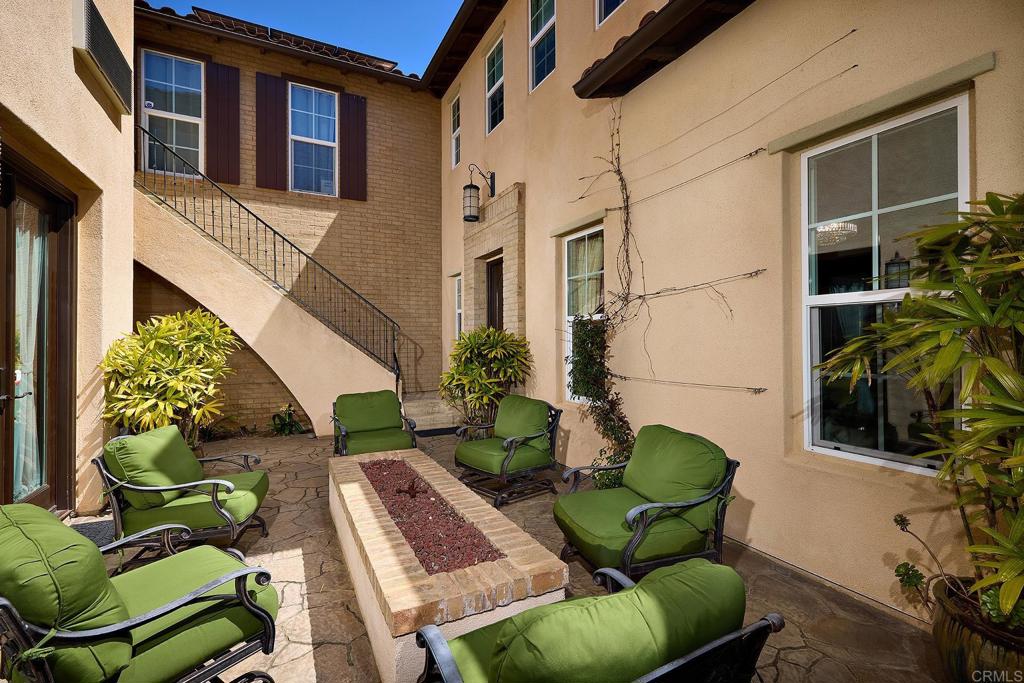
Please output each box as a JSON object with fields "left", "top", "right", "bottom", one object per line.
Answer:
{"left": 467, "top": 163, "right": 495, "bottom": 198}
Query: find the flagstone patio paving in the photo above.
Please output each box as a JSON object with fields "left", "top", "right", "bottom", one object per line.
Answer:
{"left": 99, "top": 433, "right": 944, "bottom": 682}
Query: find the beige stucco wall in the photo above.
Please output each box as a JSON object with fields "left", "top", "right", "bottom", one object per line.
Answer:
{"left": 0, "top": 0, "right": 135, "bottom": 513}
{"left": 438, "top": 0, "right": 1024, "bottom": 617}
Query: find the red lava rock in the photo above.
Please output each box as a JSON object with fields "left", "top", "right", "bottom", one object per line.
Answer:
{"left": 359, "top": 459, "right": 505, "bottom": 575}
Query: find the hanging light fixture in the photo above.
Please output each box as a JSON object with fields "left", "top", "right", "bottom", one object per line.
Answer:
{"left": 815, "top": 221, "right": 858, "bottom": 247}
{"left": 463, "top": 163, "right": 495, "bottom": 222}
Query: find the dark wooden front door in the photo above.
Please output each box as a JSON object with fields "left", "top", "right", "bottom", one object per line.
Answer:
{"left": 0, "top": 155, "right": 75, "bottom": 510}
{"left": 486, "top": 257, "right": 503, "bottom": 329}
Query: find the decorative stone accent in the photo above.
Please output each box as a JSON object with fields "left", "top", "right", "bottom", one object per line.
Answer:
{"left": 463, "top": 182, "right": 526, "bottom": 334}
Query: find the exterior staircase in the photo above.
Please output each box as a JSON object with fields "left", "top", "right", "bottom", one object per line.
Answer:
{"left": 133, "top": 125, "right": 401, "bottom": 436}
{"left": 402, "top": 392, "right": 461, "bottom": 432}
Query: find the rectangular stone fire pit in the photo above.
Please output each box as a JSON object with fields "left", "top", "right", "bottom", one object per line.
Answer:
{"left": 328, "top": 449, "right": 568, "bottom": 683}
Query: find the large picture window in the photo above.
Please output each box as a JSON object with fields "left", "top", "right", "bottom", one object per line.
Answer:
{"left": 289, "top": 83, "right": 337, "bottom": 196}
{"left": 529, "top": 0, "right": 556, "bottom": 90}
{"left": 485, "top": 38, "right": 504, "bottom": 134}
{"left": 803, "top": 96, "right": 968, "bottom": 470}
{"left": 565, "top": 226, "right": 604, "bottom": 402}
{"left": 142, "top": 50, "right": 203, "bottom": 175}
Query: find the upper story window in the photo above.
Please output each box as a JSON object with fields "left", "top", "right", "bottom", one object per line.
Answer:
{"left": 485, "top": 38, "right": 505, "bottom": 134}
{"left": 451, "top": 97, "right": 461, "bottom": 168}
{"left": 597, "top": 0, "right": 626, "bottom": 26}
{"left": 454, "top": 274, "right": 464, "bottom": 337}
{"left": 289, "top": 83, "right": 337, "bottom": 196}
{"left": 142, "top": 49, "right": 203, "bottom": 175}
{"left": 564, "top": 226, "right": 604, "bottom": 401}
{"left": 803, "top": 95, "right": 968, "bottom": 471}
{"left": 530, "top": 0, "right": 556, "bottom": 89}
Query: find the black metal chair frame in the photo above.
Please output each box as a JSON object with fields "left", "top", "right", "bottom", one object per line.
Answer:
{"left": 454, "top": 400, "right": 562, "bottom": 508}
{"left": 0, "top": 532, "right": 276, "bottom": 683}
{"left": 415, "top": 567, "right": 783, "bottom": 683}
{"left": 93, "top": 436, "right": 268, "bottom": 555}
{"left": 559, "top": 458, "right": 740, "bottom": 581}
{"left": 330, "top": 401, "right": 418, "bottom": 456}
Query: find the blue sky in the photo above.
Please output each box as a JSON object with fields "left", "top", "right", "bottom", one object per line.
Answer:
{"left": 158, "top": 1, "right": 464, "bottom": 76}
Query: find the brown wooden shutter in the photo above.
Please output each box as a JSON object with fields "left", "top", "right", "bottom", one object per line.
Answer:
{"left": 338, "top": 93, "right": 367, "bottom": 201}
{"left": 256, "top": 72, "right": 288, "bottom": 191}
{"left": 204, "top": 61, "right": 240, "bottom": 184}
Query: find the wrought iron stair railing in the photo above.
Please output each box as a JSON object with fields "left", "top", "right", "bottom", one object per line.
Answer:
{"left": 134, "top": 124, "right": 401, "bottom": 379}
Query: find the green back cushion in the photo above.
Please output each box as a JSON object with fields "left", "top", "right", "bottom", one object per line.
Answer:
{"left": 489, "top": 559, "right": 745, "bottom": 682}
{"left": 623, "top": 424, "right": 726, "bottom": 503}
{"left": 334, "top": 390, "right": 403, "bottom": 433}
{"left": 493, "top": 395, "right": 550, "bottom": 451}
{"left": 103, "top": 426, "right": 204, "bottom": 510}
{"left": 0, "top": 505, "right": 132, "bottom": 683}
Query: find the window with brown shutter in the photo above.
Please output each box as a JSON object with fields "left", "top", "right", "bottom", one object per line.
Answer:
{"left": 338, "top": 93, "right": 367, "bottom": 201}
{"left": 205, "top": 61, "right": 240, "bottom": 184}
{"left": 256, "top": 72, "right": 287, "bottom": 191}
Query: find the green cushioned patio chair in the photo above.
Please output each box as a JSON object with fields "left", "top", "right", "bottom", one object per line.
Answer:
{"left": 454, "top": 395, "right": 562, "bottom": 508}
{"left": 555, "top": 424, "right": 739, "bottom": 579}
{"left": 415, "top": 558, "right": 784, "bottom": 683}
{"left": 93, "top": 425, "right": 269, "bottom": 553}
{"left": 0, "top": 504, "right": 278, "bottom": 683}
{"left": 331, "top": 389, "right": 417, "bottom": 456}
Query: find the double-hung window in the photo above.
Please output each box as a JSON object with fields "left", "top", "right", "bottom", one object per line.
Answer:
{"left": 803, "top": 95, "right": 968, "bottom": 471}
{"left": 454, "top": 275, "right": 464, "bottom": 337}
{"left": 565, "top": 226, "right": 604, "bottom": 401}
{"left": 289, "top": 83, "right": 337, "bottom": 196}
{"left": 597, "top": 0, "right": 626, "bottom": 26}
{"left": 142, "top": 50, "right": 203, "bottom": 175}
{"left": 529, "top": 0, "right": 556, "bottom": 90}
{"left": 451, "top": 97, "right": 461, "bottom": 168}
{"left": 485, "top": 39, "right": 504, "bottom": 134}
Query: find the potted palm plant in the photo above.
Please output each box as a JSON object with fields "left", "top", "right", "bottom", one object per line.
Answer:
{"left": 818, "top": 192, "right": 1024, "bottom": 679}
{"left": 438, "top": 326, "right": 532, "bottom": 426}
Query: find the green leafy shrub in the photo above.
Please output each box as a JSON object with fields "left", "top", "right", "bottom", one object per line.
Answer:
{"left": 568, "top": 316, "right": 634, "bottom": 488}
{"left": 439, "top": 326, "right": 533, "bottom": 424}
{"left": 271, "top": 403, "right": 305, "bottom": 436}
{"left": 819, "top": 192, "right": 1024, "bottom": 625}
{"left": 100, "top": 309, "right": 242, "bottom": 447}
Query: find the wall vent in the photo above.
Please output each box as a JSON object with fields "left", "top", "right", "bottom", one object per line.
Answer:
{"left": 73, "top": 0, "right": 132, "bottom": 114}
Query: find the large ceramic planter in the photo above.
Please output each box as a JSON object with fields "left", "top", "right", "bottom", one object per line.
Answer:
{"left": 932, "top": 581, "right": 1024, "bottom": 682}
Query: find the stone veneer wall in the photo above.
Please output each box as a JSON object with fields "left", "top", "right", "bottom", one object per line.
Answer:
{"left": 462, "top": 183, "right": 526, "bottom": 334}
{"left": 133, "top": 263, "right": 309, "bottom": 434}
{"left": 135, "top": 18, "right": 442, "bottom": 392}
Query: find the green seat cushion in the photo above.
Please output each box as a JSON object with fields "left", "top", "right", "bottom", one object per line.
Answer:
{"left": 0, "top": 504, "right": 132, "bottom": 683}
{"left": 345, "top": 427, "right": 414, "bottom": 455}
{"left": 448, "top": 619, "right": 507, "bottom": 683}
{"left": 334, "top": 390, "right": 403, "bottom": 434}
{"left": 111, "top": 545, "right": 279, "bottom": 683}
{"left": 553, "top": 486, "right": 709, "bottom": 570}
{"left": 120, "top": 470, "right": 269, "bottom": 536}
{"left": 494, "top": 395, "right": 550, "bottom": 451}
{"left": 488, "top": 559, "right": 745, "bottom": 682}
{"left": 103, "top": 426, "right": 204, "bottom": 510}
{"left": 455, "top": 438, "right": 551, "bottom": 475}
{"left": 623, "top": 425, "right": 726, "bottom": 506}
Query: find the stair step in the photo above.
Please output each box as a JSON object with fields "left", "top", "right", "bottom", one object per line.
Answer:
{"left": 403, "top": 394, "right": 460, "bottom": 431}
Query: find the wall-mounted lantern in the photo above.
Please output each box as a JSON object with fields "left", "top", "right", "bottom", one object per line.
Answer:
{"left": 885, "top": 251, "right": 911, "bottom": 289}
{"left": 463, "top": 163, "right": 495, "bottom": 222}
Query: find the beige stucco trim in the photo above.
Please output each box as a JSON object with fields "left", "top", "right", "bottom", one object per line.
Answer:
{"left": 767, "top": 51, "right": 996, "bottom": 153}
{"left": 548, "top": 209, "right": 607, "bottom": 238}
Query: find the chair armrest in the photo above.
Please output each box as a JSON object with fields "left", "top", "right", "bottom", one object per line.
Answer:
{"left": 561, "top": 461, "right": 627, "bottom": 493}
{"left": 501, "top": 430, "right": 548, "bottom": 451}
{"left": 25, "top": 565, "right": 272, "bottom": 641}
{"left": 416, "top": 624, "right": 464, "bottom": 683}
{"left": 115, "top": 477, "right": 237, "bottom": 494}
{"left": 624, "top": 477, "right": 732, "bottom": 529}
{"left": 455, "top": 423, "right": 494, "bottom": 440}
{"left": 592, "top": 568, "right": 636, "bottom": 593}
{"left": 98, "top": 524, "right": 193, "bottom": 554}
{"left": 196, "top": 453, "right": 261, "bottom": 471}
{"left": 330, "top": 414, "right": 348, "bottom": 436}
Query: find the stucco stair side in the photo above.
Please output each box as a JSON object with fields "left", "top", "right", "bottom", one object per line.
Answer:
{"left": 133, "top": 189, "right": 394, "bottom": 436}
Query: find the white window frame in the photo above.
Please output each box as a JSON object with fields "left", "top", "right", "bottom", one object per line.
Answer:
{"left": 564, "top": 225, "right": 605, "bottom": 403}
{"left": 485, "top": 37, "right": 504, "bottom": 135}
{"left": 454, "top": 274, "right": 464, "bottom": 337}
{"left": 595, "top": 0, "right": 626, "bottom": 28}
{"left": 800, "top": 94, "right": 970, "bottom": 476}
{"left": 529, "top": 0, "right": 556, "bottom": 91}
{"left": 140, "top": 48, "right": 204, "bottom": 175}
{"left": 451, "top": 96, "right": 461, "bottom": 169}
{"left": 287, "top": 82, "right": 339, "bottom": 197}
